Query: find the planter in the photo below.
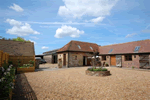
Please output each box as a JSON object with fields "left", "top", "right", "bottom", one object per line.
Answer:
{"left": 17, "top": 67, "right": 35, "bottom": 73}
{"left": 86, "top": 70, "right": 111, "bottom": 76}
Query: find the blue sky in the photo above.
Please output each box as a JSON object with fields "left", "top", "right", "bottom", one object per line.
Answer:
{"left": 0, "top": 0, "right": 150, "bottom": 55}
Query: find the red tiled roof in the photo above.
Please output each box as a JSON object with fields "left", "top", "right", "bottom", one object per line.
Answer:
{"left": 57, "top": 40, "right": 99, "bottom": 53}
{"left": 99, "top": 39, "right": 150, "bottom": 54}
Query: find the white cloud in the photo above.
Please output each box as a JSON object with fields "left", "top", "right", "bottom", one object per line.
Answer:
{"left": 125, "top": 33, "right": 137, "bottom": 38}
{"left": 141, "top": 29, "right": 150, "bottom": 33}
{"left": 29, "top": 40, "right": 36, "bottom": 44}
{"left": 90, "top": 17, "right": 105, "bottom": 23}
{"left": 30, "top": 36, "right": 39, "bottom": 40}
{"left": 6, "top": 19, "right": 40, "bottom": 36}
{"left": 6, "top": 19, "right": 22, "bottom": 26}
{"left": 42, "top": 46, "right": 49, "bottom": 49}
{"left": 9, "top": 3, "right": 24, "bottom": 12}
{"left": 54, "top": 25, "right": 84, "bottom": 38}
{"left": 58, "top": 0, "right": 118, "bottom": 19}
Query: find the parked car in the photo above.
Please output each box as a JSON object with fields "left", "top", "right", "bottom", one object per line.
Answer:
{"left": 39, "top": 59, "right": 47, "bottom": 64}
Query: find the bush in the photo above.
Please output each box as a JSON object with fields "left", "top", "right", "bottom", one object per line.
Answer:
{"left": 8, "top": 60, "right": 13, "bottom": 65}
{"left": 0, "top": 61, "right": 15, "bottom": 99}
{"left": 19, "top": 64, "right": 33, "bottom": 68}
{"left": 88, "top": 67, "right": 107, "bottom": 71}
{"left": 101, "top": 68, "right": 107, "bottom": 71}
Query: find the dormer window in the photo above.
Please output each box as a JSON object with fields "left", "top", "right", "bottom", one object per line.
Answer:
{"left": 109, "top": 49, "right": 113, "bottom": 53}
{"left": 134, "top": 46, "right": 140, "bottom": 52}
{"left": 90, "top": 46, "right": 93, "bottom": 50}
{"left": 77, "top": 45, "right": 81, "bottom": 49}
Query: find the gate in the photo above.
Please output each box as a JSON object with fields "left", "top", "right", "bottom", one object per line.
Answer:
{"left": 116, "top": 55, "right": 122, "bottom": 67}
{"left": 139, "top": 55, "right": 149, "bottom": 69}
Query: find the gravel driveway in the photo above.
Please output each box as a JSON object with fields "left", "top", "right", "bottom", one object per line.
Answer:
{"left": 24, "top": 67, "right": 150, "bottom": 100}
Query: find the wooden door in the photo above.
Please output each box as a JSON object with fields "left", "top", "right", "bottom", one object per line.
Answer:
{"left": 87, "top": 58, "right": 91, "bottom": 65}
{"left": 139, "top": 55, "right": 149, "bottom": 68}
{"left": 63, "top": 54, "right": 66, "bottom": 66}
{"left": 111, "top": 55, "right": 116, "bottom": 66}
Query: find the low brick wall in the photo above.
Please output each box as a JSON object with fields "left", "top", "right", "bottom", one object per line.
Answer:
{"left": 85, "top": 70, "right": 111, "bottom": 76}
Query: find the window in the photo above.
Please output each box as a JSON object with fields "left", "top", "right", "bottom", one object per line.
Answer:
{"left": 108, "top": 49, "right": 113, "bottom": 53}
{"left": 134, "top": 46, "right": 140, "bottom": 52}
{"left": 90, "top": 46, "right": 93, "bottom": 50}
{"left": 125, "top": 55, "right": 132, "bottom": 61}
{"left": 134, "top": 55, "right": 136, "bottom": 58}
{"left": 77, "top": 45, "right": 81, "bottom": 49}
{"left": 102, "top": 56, "right": 106, "bottom": 60}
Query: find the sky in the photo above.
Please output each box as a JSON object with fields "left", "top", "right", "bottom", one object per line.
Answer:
{"left": 0, "top": 0, "right": 150, "bottom": 55}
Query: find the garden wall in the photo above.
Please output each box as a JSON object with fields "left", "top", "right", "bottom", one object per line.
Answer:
{"left": 9, "top": 56, "right": 35, "bottom": 67}
{"left": 0, "top": 39, "right": 35, "bottom": 67}
{"left": 0, "top": 39, "right": 35, "bottom": 56}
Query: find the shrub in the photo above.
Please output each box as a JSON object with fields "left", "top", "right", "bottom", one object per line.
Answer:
{"left": 101, "top": 68, "right": 107, "bottom": 71}
{"left": 88, "top": 67, "right": 107, "bottom": 71}
{"left": 19, "top": 64, "right": 33, "bottom": 68}
{"left": 8, "top": 60, "right": 13, "bottom": 65}
{"left": 88, "top": 68, "right": 93, "bottom": 71}
{"left": 29, "top": 60, "right": 34, "bottom": 67}
{"left": 0, "top": 61, "right": 15, "bottom": 99}
{"left": 93, "top": 68, "right": 101, "bottom": 71}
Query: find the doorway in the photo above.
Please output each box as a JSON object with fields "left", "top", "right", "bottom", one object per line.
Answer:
{"left": 111, "top": 55, "right": 116, "bottom": 66}
{"left": 63, "top": 54, "right": 66, "bottom": 66}
{"left": 83, "top": 56, "right": 86, "bottom": 66}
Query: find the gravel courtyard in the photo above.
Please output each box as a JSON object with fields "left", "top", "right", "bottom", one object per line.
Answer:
{"left": 24, "top": 67, "right": 150, "bottom": 100}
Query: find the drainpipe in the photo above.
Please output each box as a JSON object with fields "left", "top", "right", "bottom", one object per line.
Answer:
{"left": 68, "top": 52, "right": 69, "bottom": 68}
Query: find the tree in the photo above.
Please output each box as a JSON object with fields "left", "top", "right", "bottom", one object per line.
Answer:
{"left": 90, "top": 49, "right": 101, "bottom": 69}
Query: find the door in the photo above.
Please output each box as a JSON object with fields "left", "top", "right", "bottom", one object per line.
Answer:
{"left": 139, "top": 55, "right": 149, "bottom": 68}
{"left": 63, "top": 54, "right": 66, "bottom": 66}
{"left": 116, "top": 55, "right": 122, "bottom": 67}
{"left": 87, "top": 58, "right": 91, "bottom": 65}
{"left": 53, "top": 55, "right": 55, "bottom": 63}
{"left": 111, "top": 55, "right": 116, "bottom": 66}
{"left": 83, "top": 56, "right": 85, "bottom": 66}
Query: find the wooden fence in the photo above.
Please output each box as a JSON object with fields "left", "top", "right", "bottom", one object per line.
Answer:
{"left": 9, "top": 56, "right": 35, "bottom": 67}
{"left": 0, "top": 50, "right": 9, "bottom": 67}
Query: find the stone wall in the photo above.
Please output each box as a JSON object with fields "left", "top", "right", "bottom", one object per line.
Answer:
{"left": 57, "top": 52, "right": 68, "bottom": 68}
{"left": 86, "top": 70, "right": 111, "bottom": 76}
{"left": 122, "top": 55, "right": 140, "bottom": 68}
{"left": 68, "top": 52, "right": 83, "bottom": 67}
{"left": 99, "top": 56, "right": 110, "bottom": 67}
{"left": 0, "top": 39, "right": 35, "bottom": 56}
{"left": 43, "top": 55, "right": 52, "bottom": 63}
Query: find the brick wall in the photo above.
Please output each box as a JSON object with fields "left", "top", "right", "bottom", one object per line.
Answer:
{"left": 122, "top": 55, "right": 140, "bottom": 68}
{"left": 0, "top": 39, "right": 35, "bottom": 56}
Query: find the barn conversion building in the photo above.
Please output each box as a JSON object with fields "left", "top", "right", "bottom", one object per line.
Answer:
{"left": 55, "top": 39, "right": 150, "bottom": 69}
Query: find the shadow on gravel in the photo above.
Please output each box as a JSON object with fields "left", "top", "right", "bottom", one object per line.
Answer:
{"left": 12, "top": 73, "right": 37, "bottom": 100}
